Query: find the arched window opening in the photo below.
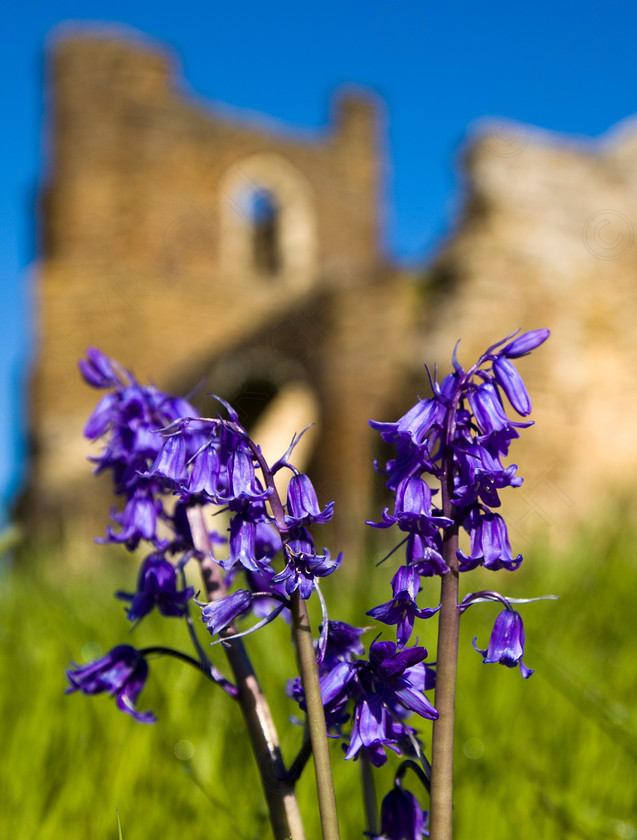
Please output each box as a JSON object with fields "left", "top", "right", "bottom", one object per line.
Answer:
{"left": 219, "top": 154, "right": 316, "bottom": 289}
{"left": 248, "top": 188, "right": 281, "bottom": 277}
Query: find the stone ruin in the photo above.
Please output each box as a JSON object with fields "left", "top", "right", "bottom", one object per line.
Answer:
{"left": 27, "top": 29, "right": 637, "bottom": 557}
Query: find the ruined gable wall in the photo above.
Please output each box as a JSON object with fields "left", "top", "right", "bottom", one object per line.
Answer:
{"left": 32, "top": 32, "right": 416, "bottom": 547}
{"left": 427, "top": 123, "right": 637, "bottom": 539}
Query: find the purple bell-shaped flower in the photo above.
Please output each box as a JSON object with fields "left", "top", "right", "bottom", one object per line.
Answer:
{"left": 66, "top": 645, "right": 156, "bottom": 723}
{"left": 473, "top": 608, "right": 533, "bottom": 678}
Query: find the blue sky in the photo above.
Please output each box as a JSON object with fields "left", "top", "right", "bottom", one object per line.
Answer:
{"left": 2, "top": 0, "right": 636, "bottom": 515}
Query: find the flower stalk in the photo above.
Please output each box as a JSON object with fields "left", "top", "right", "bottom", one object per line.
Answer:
{"left": 246, "top": 432, "right": 341, "bottom": 838}
{"left": 360, "top": 754, "right": 379, "bottom": 836}
{"left": 188, "top": 508, "right": 306, "bottom": 840}
{"left": 429, "top": 528, "right": 460, "bottom": 839}
{"left": 290, "top": 591, "right": 341, "bottom": 840}
{"left": 429, "top": 409, "right": 461, "bottom": 839}
{"left": 69, "top": 332, "right": 551, "bottom": 840}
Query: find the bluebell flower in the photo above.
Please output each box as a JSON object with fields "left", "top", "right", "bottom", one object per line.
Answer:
{"left": 289, "top": 661, "right": 353, "bottom": 736}
{"left": 452, "top": 439, "right": 522, "bottom": 509}
{"left": 187, "top": 443, "right": 220, "bottom": 498}
{"left": 285, "top": 473, "right": 334, "bottom": 527}
{"left": 458, "top": 510, "right": 522, "bottom": 572}
{"left": 221, "top": 500, "right": 277, "bottom": 572}
{"left": 80, "top": 349, "right": 210, "bottom": 548}
{"left": 469, "top": 382, "right": 532, "bottom": 442}
{"left": 84, "top": 392, "right": 120, "bottom": 439}
{"left": 201, "top": 589, "right": 254, "bottom": 636}
{"left": 274, "top": 527, "right": 342, "bottom": 599}
{"left": 370, "top": 477, "right": 452, "bottom": 537}
{"left": 311, "top": 638, "right": 437, "bottom": 766}
{"left": 344, "top": 641, "right": 438, "bottom": 765}
{"left": 253, "top": 521, "right": 282, "bottom": 562}
{"left": 66, "top": 645, "right": 156, "bottom": 723}
{"left": 286, "top": 621, "right": 367, "bottom": 732}
{"left": 372, "top": 786, "right": 429, "bottom": 840}
{"left": 405, "top": 533, "right": 447, "bottom": 577}
{"left": 370, "top": 398, "right": 445, "bottom": 450}
{"left": 102, "top": 489, "right": 161, "bottom": 549}
{"left": 322, "top": 621, "right": 367, "bottom": 667}
{"left": 78, "top": 347, "right": 123, "bottom": 389}
{"left": 473, "top": 609, "right": 533, "bottom": 678}
{"left": 228, "top": 447, "right": 272, "bottom": 502}
{"left": 147, "top": 434, "right": 188, "bottom": 483}
{"left": 500, "top": 328, "right": 550, "bottom": 358}
{"left": 289, "top": 636, "right": 436, "bottom": 764}
{"left": 367, "top": 566, "right": 440, "bottom": 648}
{"left": 225, "top": 514, "right": 260, "bottom": 572}
{"left": 116, "top": 554, "right": 194, "bottom": 621}
{"left": 492, "top": 356, "right": 533, "bottom": 416}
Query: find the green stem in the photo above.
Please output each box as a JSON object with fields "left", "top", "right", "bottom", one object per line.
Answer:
{"left": 429, "top": 413, "right": 461, "bottom": 840}
{"left": 281, "top": 727, "right": 313, "bottom": 784}
{"left": 360, "top": 753, "right": 379, "bottom": 836}
{"left": 290, "top": 591, "right": 341, "bottom": 840}
{"left": 429, "top": 532, "right": 460, "bottom": 839}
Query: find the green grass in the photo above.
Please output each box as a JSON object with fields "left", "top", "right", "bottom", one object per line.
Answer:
{"left": 1, "top": 514, "right": 636, "bottom": 839}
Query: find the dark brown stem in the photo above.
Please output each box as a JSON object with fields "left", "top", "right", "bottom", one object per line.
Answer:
{"left": 187, "top": 508, "right": 305, "bottom": 840}
{"left": 139, "top": 645, "right": 237, "bottom": 696}
{"left": 281, "top": 727, "right": 312, "bottom": 784}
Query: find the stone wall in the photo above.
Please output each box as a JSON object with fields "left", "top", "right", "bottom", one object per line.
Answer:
{"left": 32, "top": 30, "right": 633, "bottom": 556}
{"left": 31, "top": 31, "right": 417, "bottom": 555}
{"left": 426, "top": 119, "right": 637, "bottom": 542}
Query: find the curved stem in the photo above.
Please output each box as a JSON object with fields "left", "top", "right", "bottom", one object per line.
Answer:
{"left": 140, "top": 645, "right": 238, "bottom": 697}
{"left": 187, "top": 507, "right": 306, "bottom": 840}
{"left": 281, "top": 727, "right": 313, "bottom": 784}
{"left": 395, "top": 759, "right": 431, "bottom": 795}
{"left": 179, "top": 568, "right": 237, "bottom": 696}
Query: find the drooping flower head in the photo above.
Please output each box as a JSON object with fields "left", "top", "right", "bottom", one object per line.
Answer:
{"left": 473, "top": 608, "right": 533, "bottom": 679}
{"left": 116, "top": 554, "right": 194, "bottom": 622}
{"left": 366, "top": 566, "right": 440, "bottom": 649}
{"left": 372, "top": 785, "right": 429, "bottom": 840}
{"left": 292, "top": 637, "right": 438, "bottom": 767}
{"left": 66, "top": 645, "right": 156, "bottom": 723}
{"left": 79, "top": 348, "right": 209, "bottom": 549}
{"left": 368, "top": 329, "right": 549, "bottom": 583}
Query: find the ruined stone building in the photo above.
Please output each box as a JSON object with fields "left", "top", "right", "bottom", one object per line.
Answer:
{"left": 425, "top": 121, "right": 637, "bottom": 541}
{"left": 33, "top": 31, "right": 418, "bottom": 553}
{"left": 31, "top": 29, "right": 637, "bottom": 557}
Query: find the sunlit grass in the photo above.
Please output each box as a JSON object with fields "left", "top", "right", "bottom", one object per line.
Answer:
{"left": 1, "top": 512, "right": 636, "bottom": 839}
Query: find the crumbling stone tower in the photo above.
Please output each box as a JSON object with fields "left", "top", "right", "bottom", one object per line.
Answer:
{"left": 33, "top": 31, "right": 417, "bottom": 551}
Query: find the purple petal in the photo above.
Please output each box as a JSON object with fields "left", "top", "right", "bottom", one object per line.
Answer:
{"left": 493, "top": 357, "right": 532, "bottom": 416}
{"left": 501, "top": 328, "right": 550, "bottom": 358}
{"left": 320, "top": 660, "right": 355, "bottom": 705}
{"left": 393, "top": 684, "right": 438, "bottom": 719}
